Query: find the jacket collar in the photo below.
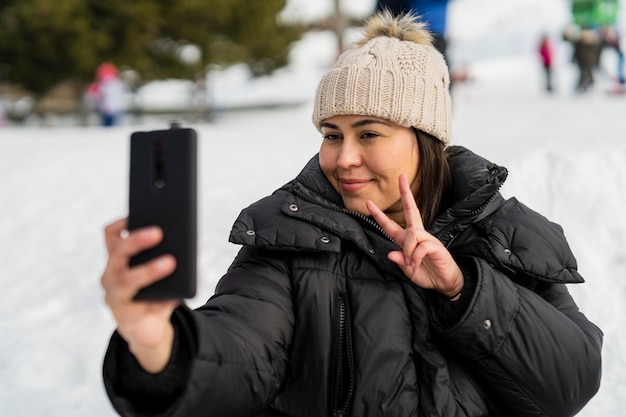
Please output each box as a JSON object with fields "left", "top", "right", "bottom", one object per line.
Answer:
{"left": 430, "top": 146, "right": 508, "bottom": 244}
{"left": 231, "top": 146, "right": 507, "bottom": 251}
{"left": 287, "top": 146, "right": 508, "bottom": 236}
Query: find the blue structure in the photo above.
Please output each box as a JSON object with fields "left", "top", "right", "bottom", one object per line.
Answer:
{"left": 406, "top": 0, "right": 450, "bottom": 37}
{"left": 376, "top": 0, "right": 450, "bottom": 36}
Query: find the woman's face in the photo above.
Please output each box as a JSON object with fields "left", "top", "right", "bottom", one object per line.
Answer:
{"left": 319, "top": 115, "right": 420, "bottom": 225}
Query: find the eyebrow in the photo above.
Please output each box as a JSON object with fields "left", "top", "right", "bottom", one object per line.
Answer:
{"left": 320, "top": 118, "right": 392, "bottom": 130}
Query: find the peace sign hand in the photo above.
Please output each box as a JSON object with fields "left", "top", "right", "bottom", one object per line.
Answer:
{"left": 366, "top": 174, "right": 464, "bottom": 300}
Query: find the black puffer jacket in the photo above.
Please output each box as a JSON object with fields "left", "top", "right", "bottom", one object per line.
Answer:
{"left": 103, "top": 146, "right": 602, "bottom": 417}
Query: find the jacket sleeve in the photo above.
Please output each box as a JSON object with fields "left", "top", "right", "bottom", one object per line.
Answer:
{"left": 102, "top": 246, "right": 294, "bottom": 417}
{"left": 432, "top": 256, "right": 603, "bottom": 417}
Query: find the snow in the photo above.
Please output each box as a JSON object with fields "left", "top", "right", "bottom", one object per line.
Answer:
{"left": 2, "top": 1, "right": 626, "bottom": 416}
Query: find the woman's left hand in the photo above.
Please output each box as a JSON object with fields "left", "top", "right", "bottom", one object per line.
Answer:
{"left": 366, "top": 174, "right": 464, "bottom": 299}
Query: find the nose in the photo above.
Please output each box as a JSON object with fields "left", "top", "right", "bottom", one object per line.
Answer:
{"left": 336, "top": 137, "right": 362, "bottom": 169}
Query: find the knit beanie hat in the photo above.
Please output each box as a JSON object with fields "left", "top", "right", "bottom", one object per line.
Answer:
{"left": 312, "top": 11, "right": 451, "bottom": 144}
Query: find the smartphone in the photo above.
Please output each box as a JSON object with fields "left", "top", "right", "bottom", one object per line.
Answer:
{"left": 127, "top": 123, "right": 197, "bottom": 300}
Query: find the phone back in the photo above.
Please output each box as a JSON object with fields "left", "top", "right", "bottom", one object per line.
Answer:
{"left": 128, "top": 127, "right": 197, "bottom": 300}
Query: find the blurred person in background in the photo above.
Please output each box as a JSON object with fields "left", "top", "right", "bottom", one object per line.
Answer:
{"left": 538, "top": 33, "right": 555, "bottom": 93}
{"left": 0, "top": 95, "right": 6, "bottom": 126}
{"left": 564, "top": 25, "right": 602, "bottom": 93}
{"left": 600, "top": 26, "right": 625, "bottom": 89}
{"left": 86, "top": 62, "right": 127, "bottom": 126}
{"left": 100, "top": 12, "right": 602, "bottom": 417}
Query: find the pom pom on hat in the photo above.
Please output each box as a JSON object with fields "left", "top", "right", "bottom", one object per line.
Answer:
{"left": 312, "top": 11, "right": 451, "bottom": 144}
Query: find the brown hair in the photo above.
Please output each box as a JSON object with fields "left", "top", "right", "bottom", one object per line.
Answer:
{"left": 413, "top": 129, "right": 451, "bottom": 227}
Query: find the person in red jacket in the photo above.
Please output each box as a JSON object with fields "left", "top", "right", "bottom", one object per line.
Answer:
{"left": 86, "top": 62, "right": 127, "bottom": 126}
{"left": 538, "top": 33, "right": 555, "bottom": 93}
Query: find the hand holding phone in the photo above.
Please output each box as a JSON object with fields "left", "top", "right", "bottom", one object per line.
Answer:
{"left": 128, "top": 122, "right": 197, "bottom": 300}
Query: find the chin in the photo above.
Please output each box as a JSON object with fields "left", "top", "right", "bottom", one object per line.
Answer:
{"left": 345, "top": 201, "right": 370, "bottom": 217}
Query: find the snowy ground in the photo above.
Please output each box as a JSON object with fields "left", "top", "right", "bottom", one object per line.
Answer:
{"left": 2, "top": 1, "right": 626, "bottom": 416}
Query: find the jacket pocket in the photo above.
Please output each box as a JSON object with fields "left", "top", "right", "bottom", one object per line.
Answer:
{"left": 329, "top": 290, "right": 355, "bottom": 417}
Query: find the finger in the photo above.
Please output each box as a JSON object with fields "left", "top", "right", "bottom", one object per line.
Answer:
{"left": 103, "top": 254, "right": 177, "bottom": 301}
{"left": 388, "top": 250, "right": 409, "bottom": 267}
{"left": 107, "top": 226, "right": 164, "bottom": 274}
{"left": 398, "top": 174, "right": 425, "bottom": 230}
{"left": 125, "top": 254, "right": 177, "bottom": 289}
{"left": 402, "top": 228, "right": 434, "bottom": 266}
{"left": 409, "top": 239, "right": 439, "bottom": 269}
{"left": 366, "top": 199, "right": 403, "bottom": 237}
{"left": 388, "top": 250, "right": 414, "bottom": 277}
{"left": 104, "top": 218, "right": 128, "bottom": 254}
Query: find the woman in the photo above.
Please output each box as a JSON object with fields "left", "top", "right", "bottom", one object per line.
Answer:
{"left": 538, "top": 34, "right": 554, "bottom": 92}
{"left": 101, "top": 12, "right": 602, "bottom": 417}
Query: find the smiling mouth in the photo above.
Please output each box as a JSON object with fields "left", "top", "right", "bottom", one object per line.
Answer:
{"left": 340, "top": 179, "right": 370, "bottom": 192}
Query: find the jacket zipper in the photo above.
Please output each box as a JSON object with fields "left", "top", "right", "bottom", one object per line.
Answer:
{"left": 331, "top": 291, "right": 355, "bottom": 417}
{"left": 293, "top": 169, "right": 503, "bottom": 249}
{"left": 292, "top": 186, "right": 399, "bottom": 247}
{"left": 439, "top": 188, "right": 501, "bottom": 247}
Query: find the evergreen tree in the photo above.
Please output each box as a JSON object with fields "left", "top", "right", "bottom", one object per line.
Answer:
{"left": 0, "top": 0, "right": 303, "bottom": 95}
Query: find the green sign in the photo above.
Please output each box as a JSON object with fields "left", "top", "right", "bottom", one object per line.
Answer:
{"left": 572, "top": 0, "right": 619, "bottom": 26}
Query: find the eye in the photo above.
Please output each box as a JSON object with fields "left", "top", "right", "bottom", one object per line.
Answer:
{"left": 360, "top": 131, "right": 380, "bottom": 140}
{"left": 322, "top": 132, "right": 342, "bottom": 141}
